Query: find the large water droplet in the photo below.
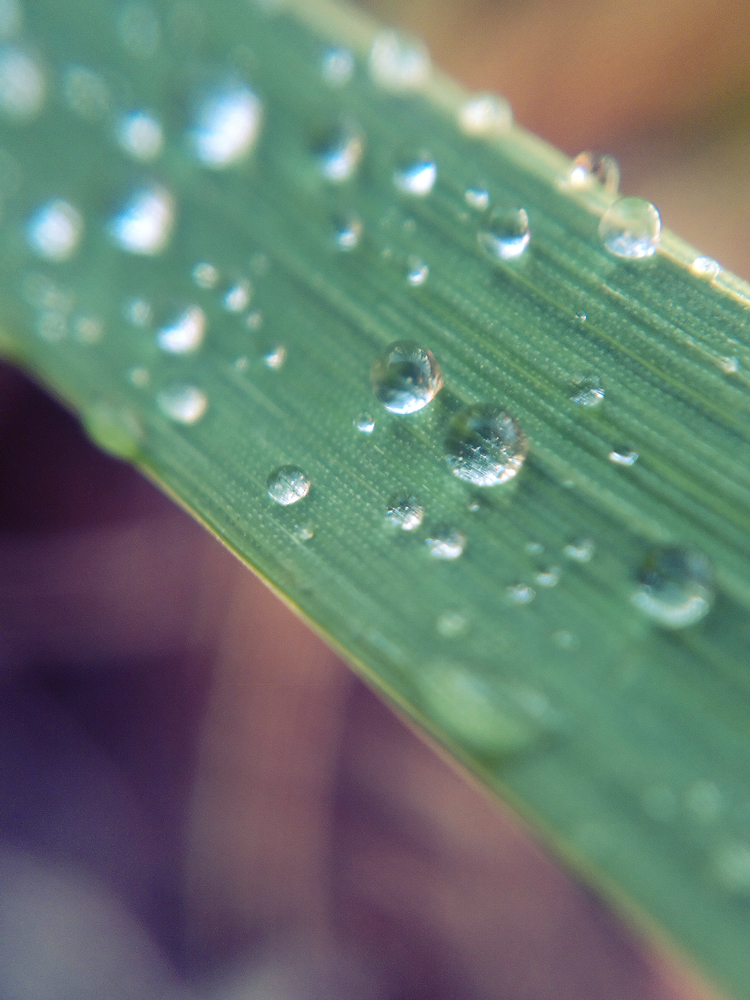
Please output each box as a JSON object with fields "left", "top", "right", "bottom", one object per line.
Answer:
{"left": 0, "top": 45, "right": 44, "bottom": 119}
{"left": 393, "top": 156, "right": 436, "bottom": 196}
{"left": 322, "top": 46, "right": 354, "bottom": 86}
{"left": 156, "top": 305, "right": 205, "bottom": 354}
{"left": 191, "top": 84, "right": 262, "bottom": 168}
{"left": 571, "top": 374, "right": 604, "bottom": 407}
{"left": 386, "top": 494, "right": 424, "bottom": 531}
{"left": 157, "top": 383, "right": 208, "bottom": 424}
{"left": 632, "top": 546, "right": 714, "bottom": 628}
{"left": 117, "top": 110, "right": 163, "bottom": 161}
{"left": 445, "top": 405, "right": 528, "bottom": 486}
{"left": 426, "top": 526, "right": 466, "bottom": 560}
{"left": 477, "top": 207, "right": 530, "bottom": 260}
{"left": 369, "top": 30, "right": 430, "bottom": 91}
{"left": 599, "top": 196, "right": 661, "bottom": 258}
{"left": 370, "top": 340, "right": 443, "bottom": 414}
{"left": 26, "top": 199, "right": 83, "bottom": 261}
{"left": 267, "top": 465, "right": 311, "bottom": 505}
{"left": 458, "top": 93, "right": 512, "bottom": 136}
{"left": 692, "top": 255, "right": 720, "bottom": 279}
{"left": 316, "top": 122, "right": 363, "bottom": 182}
{"left": 109, "top": 185, "right": 174, "bottom": 255}
{"left": 568, "top": 151, "right": 620, "bottom": 194}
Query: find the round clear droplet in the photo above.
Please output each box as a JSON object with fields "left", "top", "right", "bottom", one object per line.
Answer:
{"left": 117, "top": 110, "right": 163, "bottom": 161}
{"left": 262, "top": 344, "right": 286, "bottom": 369}
{"left": 445, "top": 404, "right": 528, "bottom": 486}
{"left": 156, "top": 305, "right": 205, "bottom": 354}
{"left": 393, "top": 156, "right": 436, "bottom": 196}
{"left": 267, "top": 465, "right": 311, "bottom": 506}
{"left": 223, "top": 279, "right": 251, "bottom": 312}
{"left": 478, "top": 207, "right": 530, "bottom": 260}
{"left": 599, "top": 196, "right": 661, "bottom": 259}
{"left": 692, "top": 255, "right": 720, "bottom": 278}
{"left": 316, "top": 123, "right": 363, "bottom": 183}
{"left": 568, "top": 151, "right": 620, "bottom": 194}
{"left": 632, "top": 546, "right": 714, "bottom": 628}
{"left": 458, "top": 93, "right": 512, "bottom": 137}
{"left": 426, "top": 526, "right": 466, "bottom": 560}
{"left": 293, "top": 522, "right": 315, "bottom": 542}
{"left": 386, "top": 494, "right": 424, "bottom": 531}
{"left": 406, "top": 256, "right": 429, "bottom": 286}
{"left": 571, "top": 374, "right": 604, "bottom": 407}
{"left": 191, "top": 83, "right": 262, "bottom": 168}
{"left": 157, "top": 383, "right": 208, "bottom": 424}
{"left": 369, "top": 30, "right": 430, "bottom": 91}
{"left": 354, "top": 413, "right": 375, "bottom": 433}
{"left": 26, "top": 199, "right": 83, "bottom": 261}
{"left": 109, "top": 185, "right": 174, "bottom": 255}
{"left": 192, "top": 261, "right": 219, "bottom": 289}
{"left": 370, "top": 340, "right": 443, "bottom": 415}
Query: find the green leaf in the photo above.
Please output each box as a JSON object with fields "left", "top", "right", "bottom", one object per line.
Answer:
{"left": 2, "top": 0, "right": 750, "bottom": 995}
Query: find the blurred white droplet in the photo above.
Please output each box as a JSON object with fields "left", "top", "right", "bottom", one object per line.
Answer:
{"left": 322, "top": 46, "right": 354, "bottom": 86}
{"left": 192, "top": 83, "right": 262, "bottom": 168}
{"left": 369, "top": 30, "right": 430, "bottom": 91}
{"left": 109, "top": 185, "right": 175, "bottom": 255}
{"left": 156, "top": 305, "right": 205, "bottom": 354}
{"left": 117, "top": 110, "right": 163, "bottom": 161}
{"left": 459, "top": 93, "right": 512, "bottom": 136}
{"left": 26, "top": 199, "right": 83, "bottom": 261}
{"left": 0, "top": 45, "right": 44, "bottom": 119}
{"left": 156, "top": 383, "right": 208, "bottom": 424}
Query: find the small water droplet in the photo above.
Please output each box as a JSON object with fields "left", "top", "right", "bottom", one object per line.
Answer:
{"left": 156, "top": 305, "right": 205, "bottom": 354}
{"left": 316, "top": 122, "right": 363, "bottom": 182}
{"left": 354, "top": 413, "right": 375, "bottom": 433}
{"left": 393, "top": 156, "right": 437, "bottom": 196}
{"left": 719, "top": 356, "right": 738, "bottom": 374}
{"left": 525, "top": 541, "right": 543, "bottom": 554}
{"left": 568, "top": 151, "right": 620, "bottom": 194}
{"left": 563, "top": 537, "right": 595, "bottom": 562}
{"left": 124, "top": 296, "right": 152, "bottom": 326}
{"left": 632, "top": 546, "right": 714, "bottom": 628}
{"left": 72, "top": 314, "right": 103, "bottom": 344}
{"left": 156, "top": 383, "right": 208, "bottom": 424}
{"left": 26, "top": 199, "right": 83, "bottom": 261}
{"left": 370, "top": 340, "right": 443, "bottom": 414}
{"left": 109, "top": 185, "right": 175, "bottom": 255}
{"left": 191, "top": 83, "right": 262, "bottom": 168}
{"left": 245, "top": 310, "right": 263, "bottom": 330}
{"left": 507, "top": 583, "right": 535, "bottom": 604}
{"left": 458, "top": 93, "right": 512, "bottom": 136}
{"left": 82, "top": 401, "right": 142, "bottom": 459}
{"left": 293, "top": 522, "right": 315, "bottom": 542}
{"left": 0, "top": 45, "right": 44, "bottom": 119}
{"left": 477, "top": 207, "right": 530, "bottom": 260}
{"left": 62, "top": 64, "right": 110, "bottom": 121}
{"left": 223, "top": 279, "right": 251, "bottom": 312}
{"left": 262, "top": 343, "right": 286, "bottom": 369}
{"left": 464, "top": 187, "right": 490, "bottom": 210}
{"left": 425, "top": 526, "right": 466, "bottom": 560}
{"left": 608, "top": 446, "right": 638, "bottom": 466}
{"left": 369, "top": 30, "right": 430, "bottom": 91}
{"left": 436, "top": 610, "right": 468, "bottom": 637}
{"left": 117, "top": 110, "right": 163, "bottom": 161}
{"left": 445, "top": 405, "right": 528, "bottom": 486}
{"left": 116, "top": 2, "right": 161, "bottom": 58}
{"left": 233, "top": 356, "right": 248, "bottom": 372}
{"left": 599, "top": 196, "right": 661, "bottom": 258}
{"left": 691, "top": 255, "right": 720, "bottom": 278}
{"left": 192, "top": 261, "right": 219, "bottom": 289}
{"left": 333, "top": 214, "right": 362, "bottom": 251}
{"left": 571, "top": 374, "right": 604, "bottom": 407}
{"left": 535, "top": 566, "right": 560, "bottom": 587}
{"left": 575, "top": 312, "right": 587, "bottom": 322}
{"left": 386, "top": 493, "right": 424, "bottom": 531}
{"left": 406, "top": 255, "right": 429, "bottom": 286}
{"left": 322, "top": 46, "right": 354, "bottom": 86}
{"left": 267, "top": 465, "right": 311, "bottom": 505}
{"left": 713, "top": 841, "right": 750, "bottom": 896}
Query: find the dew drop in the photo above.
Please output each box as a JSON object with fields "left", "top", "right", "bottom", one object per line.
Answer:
{"left": 267, "top": 465, "right": 311, "bottom": 506}
{"left": 316, "top": 122, "right": 363, "bottom": 182}
{"left": 571, "top": 374, "right": 604, "bottom": 407}
{"left": 191, "top": 83, "right": 262, "bottom": 168}
{"left": 26, "top": 199, "right": 83, "bottom": 261}
{"left": 719, "top": 355, "right": 739, "bottom": 374}
{"left": 245, "top": 310, "right": 263, "bottom": 330}
{"left": 192, "top": 261, "right": 219, "bottom": 289}
{"left": 262, "top": 343, "right": 286, "bottom": 369}
{"left": 124, "top": 296, "right": 151, "bottom": 326}
{"left": 117, "top": 110, "right": 163, "bottom": 161}
{"left": 599, "top": 196, "right": 661, "bottom": 259}
{"left": 445, "top": 405, "right": 528, "bottom": 486}
{"left": 458, "top": 93, "right": 512, "bottom": 136}
{"left": 386, "top": 494, "right": 424, "bottom": 531}
{"left": 156, "top": 305, "right": 205, "bottom": 354}
{"left": 477, "top": 207, "right": 530, "bottom": 260}
{"left": 406, "top": 255, "right": 429, "bottom": 286}
{"left": 109, "top": 185, "right": 174, "bottom": 255}
{"left": 632, "top": 546, "right": 714, "bottom": 628}
{"left": 156, "top": 383, "right": 208, "bottom": 424}
{"left": 62, "top": 64, "right": 110, "bottom": 121}
{"left": 369, "top": 30, "right": 430, "bottom": 91}
{"left": 507, "top": 583, "right": 535, "bottom": 604}
{"left": 0, "top": 45, "right": 44, "bottom": 119}
{"left": 72, "top": 314, "right": 103, "bottom": 344}
{"left": 393, "top": 156, "right": 436, "bottom": 196}
{"left": 333, "top": 214, "right": 362, "bottom": 251}
{"left": 322, "top": 46, "right": 354, "bottom": 86}
{"left": 370, "top": 340, "right": 443, "bottom": 414}
{"left": 692, "top": 255, "right": 720, "bottom": 278}
{"left": 354, "top": 412, "right": 375, "bottom": 433}
{"left": 82, "top": 401, "right": 142, "bottom": 459}
{"left": 223, "top": 279, "right": 251, "bottom": 312}
{"left": 568, "top": 151, "right": 620, "bottom": 194}
{"left": 535, "top": 566, "right": 560, "bottom": 587}
{"left": 608, "top": 446, "right": 638, "bottom": 466}
{"left": 425, "top": 526, "right": 466, "bottom": 560}
{"left": 293, "top": 522, "right": 315, "bottom": 542}
{"left": 563, "top": 537, "right": 595, "bottom": 562}
{"left": 464, "top": 187, "right": 490, "bottom": 210}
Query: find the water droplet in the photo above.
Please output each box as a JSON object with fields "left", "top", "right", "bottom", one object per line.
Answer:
{"left": 262, "top": 343, "right": 286, "bottom": 369}
{"left": 571, "top": 374, "right": 604, "bottom": 407}
{"left": 393, "top": 156, "right": 437, "bottom": 196}
{"left": 233, "top": 356, "right": 248, "bottom": 372}
{"left": 563, "top": 537, "right": 595, "bottom": 562}
{"left": 370, "top": 340, "right": 443, "bottom": 414}
{"left": 464, "top": 187, "right": 490, "bottom": 210}
{"left": 117, "top": 110, "right": 163, "bottom": 161}
{"left": 0, "top": 45, "right": 44, "bottom": 119}
{"left": 322, "top": 46, "right": 354, "bottom": 86}
{"left": 156, "top": 383, "right": 208, "bottom": 424}
{"left": 156, "top": 305, "right": 205, "bottom": 354}
{"left": 458, "top": 93, "right": 512, "bottom": 136}
{"left": 713, "top": 842, "right": 750, "bottom": 896}
{"left": 26, "top": 199, "right": 83, "bottom": 261}
{"left": 525, "top": 541, "right": 543, "bottom": 554}
{"left": 191, "top": 83, "right": 262, "bottom": 168}
{"left": 692, "top": 255, "right": 720, "bottom": 278}
{"left": 109, "top": 185, "right": 174, "bottom": 255}
{"left": 632, "top": 546, "right": 714, "bottom": 628}
{"left": 436, "top": 610, "right": 468, "bottom": 637}
{"left": 425, "top": 526, "right": 466, "bottom": 560}
{"left": 445, "top": 405, "right": 528, "bottom": 486}
{"left": 369, "top": 30, "right": 430, "bottom": 91}
{"left": 535, "top": 566, "right": 560, "bottom": 587}
{"left": 608, "top": 446, "right": 638, "bottom": 466}
{"left": 354, "top": 413, "right": 375, "bottom": 433}
{"left": 36, "top": 310, "right": 67, "bottom": 342}
{"left": 82, "top": 401, "right": 142, "bottom": 459}
{"left": 293, "top": 522, "right": 315, "bottom": 542}
{"left": 267, "top": 465, "right": 311, "bottom": 505}
{"left": 477, "top": 207, "right": 530, "bottom": 260}
{"left": 599, "top": 196, "right": 661, "bottom": 258}
{"left": 316, "top": 122, "right": 363, "bottom": 182}
{"left": 333, "top": 214, "right": 362, "bottom": 251}
{"left": 719, "top": 356, "right": 739, "bottom": 374}
{"left": 245, "top": 310, "right": 263, "bottom": 330}
{"left": 223, "top": 279, "right": 251, "bottom": 312}
{"left": 192, "top": 261, "right": 219, "bottom": 289}
{"left": 406, "top": 255, "right": 429, "bottom": 286}
{"left": 62, "top": 64, "right": 110, "bottom": 121}
{"left": 72, "top": 314, "right": 103, "bottom": 344}
{"left": 685, "top": 780, "right": 722, "bottom": 822}
{"left": 568, "top": 151, "right": 620, "bottom": 194}
{"left": 124, "top": 296, "right": 152, "bottom": 326}
{"left": 508, "top": 583, "right": 535, "bottom": 604}
{"left": 116, "top": 2, "right": 161, "bottom": 59}
{"left": 386, "top": 494, "right": 424, "bottom": 531}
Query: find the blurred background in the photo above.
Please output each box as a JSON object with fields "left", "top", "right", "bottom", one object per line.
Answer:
{"left": 2, "top": 0, "right": 750, "bottom": 996}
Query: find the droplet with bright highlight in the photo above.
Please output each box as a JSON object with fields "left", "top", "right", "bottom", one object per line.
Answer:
{"left": 370, "top": 340, "right": 443, "bottom": 414}
{"left": 608, "top": 446, "right": 638, "bottom": 466}
{"left": 0, "top": 45, "right": 45, "bottom": 119}
{"left": 354, "top": 413, "right": 375, "bottom": 433}
{"left": 322, "top": 47, "right": 354, "bottom": 86}
{"left": 564, "top": 537, "right": 595, "bottom": 563}
{"left": 267, "top": 465, "right": 311, "bottom": 505}
{"left": 109, "top": 185, "right": 174, "bottom": 255}
{"left": 26, "top": 199, "right": 83, "bottom": 261}
{"left": 599, "top": 196, "right": 661, "bottom": 258}
{"left": 568, "top": 151, "right": 620, "bottom": 194}
{"left": 191, "top": 83, "right": 262, "bottom": 168}
{"left": 406, "top": 256, "right": 429, "bottom": 286}
{"left": 369, "top": 30, "right": 430, "bottom": 91}
{"left": 426, "top": 526, "right": 466, "bottom": 560}
{"left": 445, "top": 405, "right": 528, "bottom": 486}
{"left": 459, "top": 93, "right": 512, "bottom": 136}
{"left": 393, "top": 156, "right": 436, "bottom": 196}
{"left": 156, "top": 305, "right": 205, "bottom": 354}
{"left": 386, "top": 494, "right": 424, "bottom": 531}
{"left": 478, "top": 207, "right": 530, "bottom": 260}
{"left": 465, "top": 187, "right": 490, "bottom": 210}
{"left": 571, "top": 374, "right": 604, "bottom": 407}
{"left": 223, "top": 280, "right": 251, "bottom": 312}
{"left": 316, "top": 123, "right": 363, "bottom": 182}
{"left": 333, "top": 214, "right": 362, "bottom": 251}
{"left": 117, "top": 110, "right": 163, "bottom": 161}
{"left": 157, "top": 383, "right": 208, "bottom": 424}
{"left": 192, "top": 262, "right": 219, "bottom": 289}
{"left": 692, "top": 256, "right": 721, "bottom": 279}
{"left": 632, "top": 546, "right": 714, "bottom": 628}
